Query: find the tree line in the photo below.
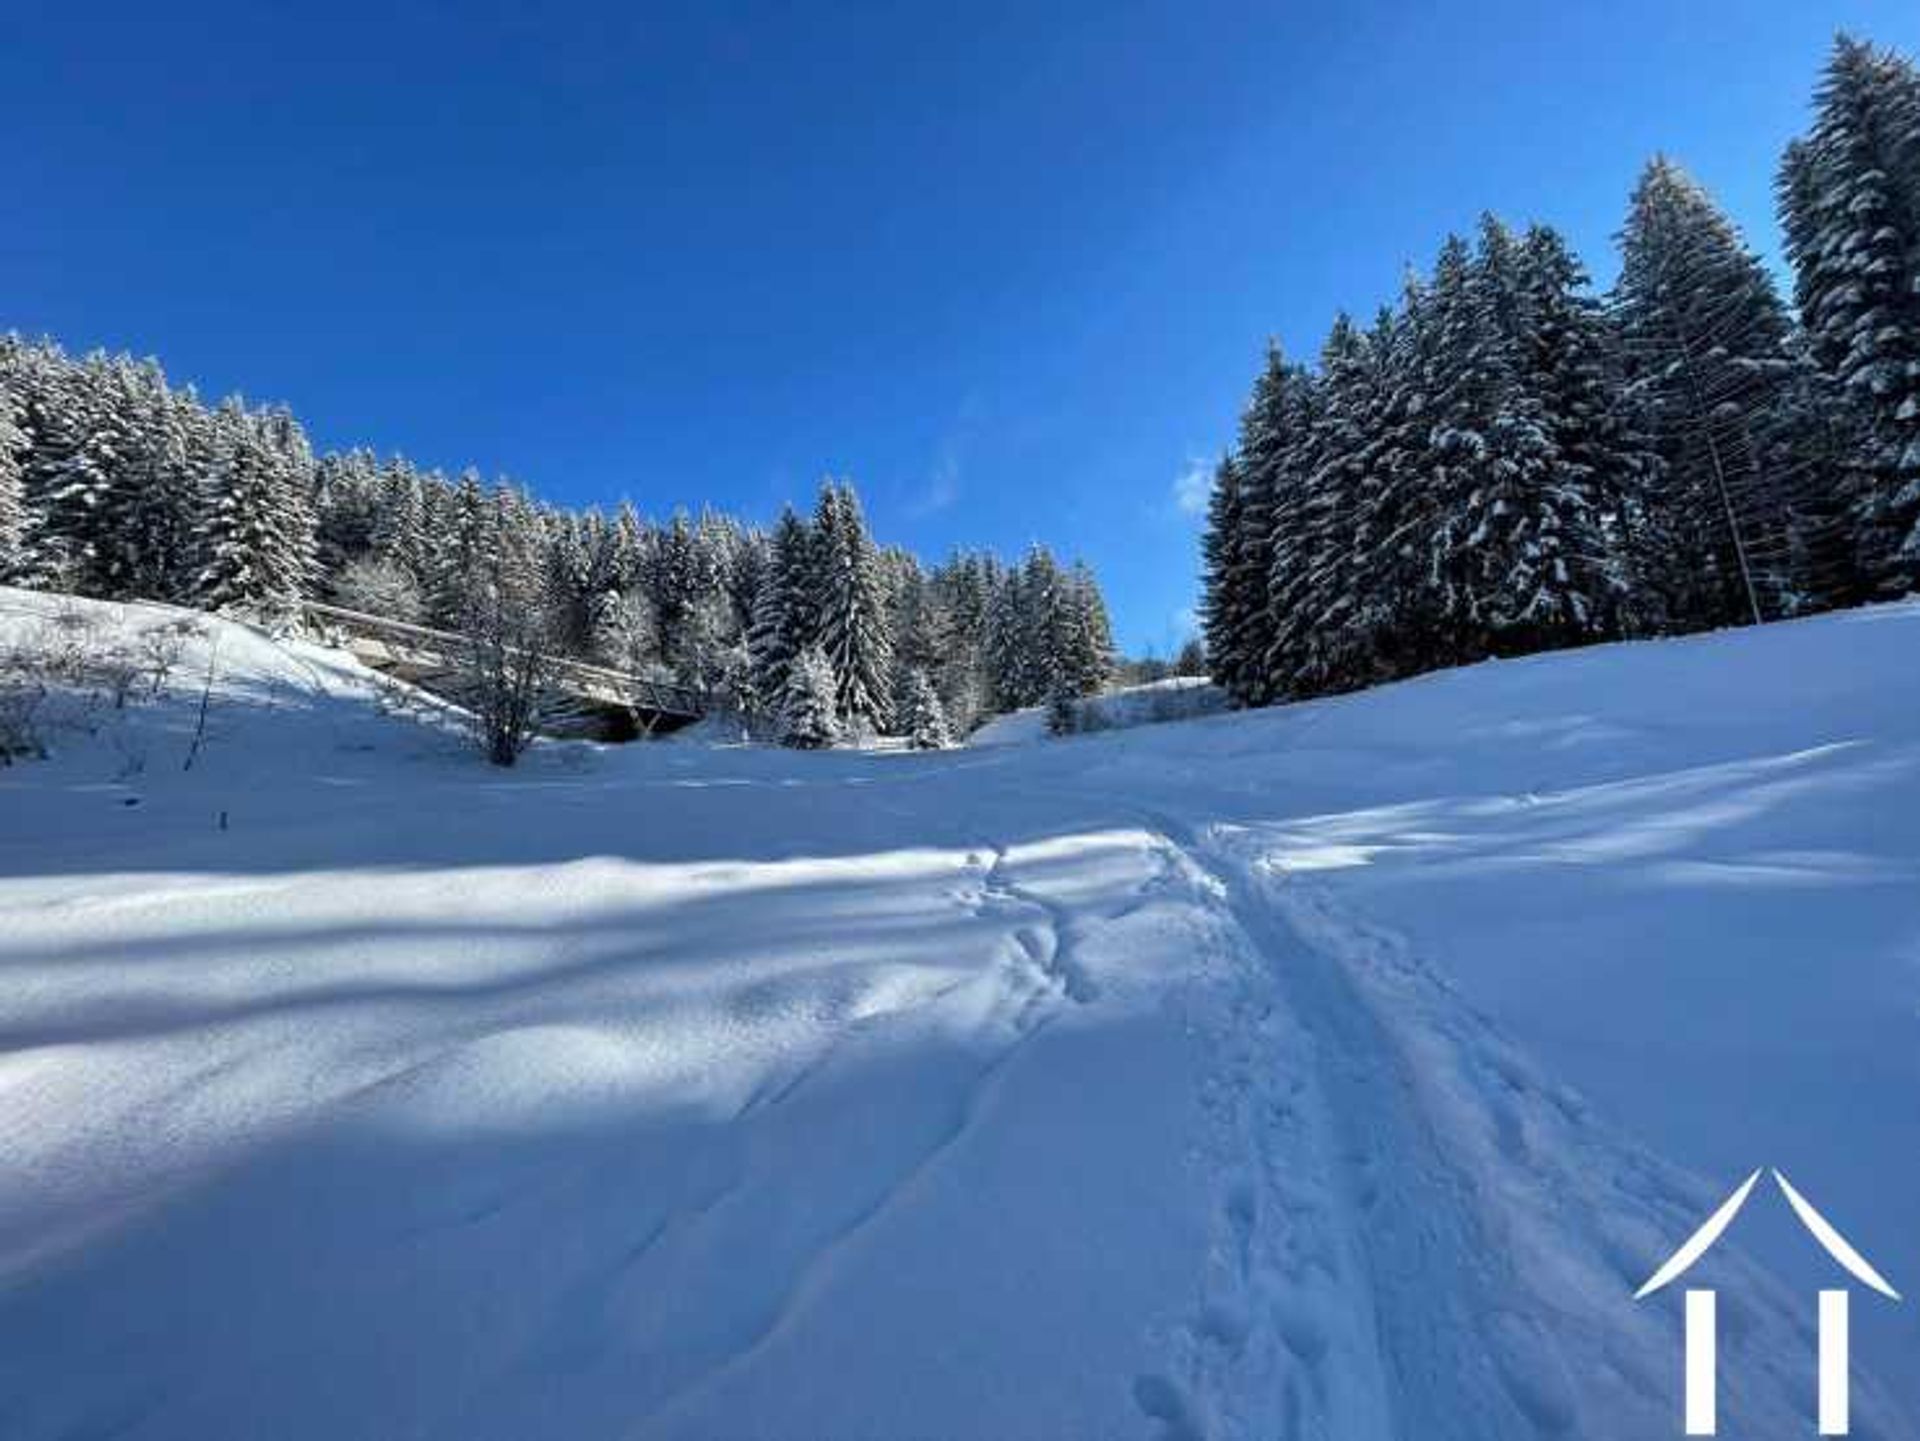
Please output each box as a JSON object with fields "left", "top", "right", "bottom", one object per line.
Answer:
{"left": 1203, "top": 32, "right": 1920, "bottom": 708}
{"left": 0, "top": 339, "right": 1113, "bottom": 749}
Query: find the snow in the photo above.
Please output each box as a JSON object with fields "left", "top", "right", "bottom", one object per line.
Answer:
{"left": 968, "top": 675, "right": 1225, "bottom": 746}
{"left": 3, "top": 586, "right": 1918, "bottom": 1438}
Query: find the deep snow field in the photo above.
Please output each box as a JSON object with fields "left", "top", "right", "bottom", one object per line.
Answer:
{"left": 2, "top": 585, "right": 1917, "bottom": 1440}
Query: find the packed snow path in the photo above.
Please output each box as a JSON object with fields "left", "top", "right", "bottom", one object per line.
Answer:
{"left": 2, "top": 589, "right": 1917, "bottom": 1438}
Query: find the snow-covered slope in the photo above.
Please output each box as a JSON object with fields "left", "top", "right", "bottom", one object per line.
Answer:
{"left": 3, "top": 587, "right": 1917, "bottom": 1439}
{"left": 969, "top": 675, "right": 1226, "bottom": 746}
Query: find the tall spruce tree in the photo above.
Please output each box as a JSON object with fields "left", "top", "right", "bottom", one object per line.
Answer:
{"left": 1199, "top": 452, "right": 1246, "bottom": 696}
{"left": 747, "top": 506, "right": 817, "bottom": 712}
{"left": 1513, "top": 223, "right": 1643, "bottom": 638}
{"left": 99, "top": 362, "right": 205, "bottom": 602}
{"left": 431, "top": 470, "right": 490, "bottom": 624}
{"left": 197, "top": 400, "right": 313, "bottom": 613}
{"left": 812, "top": 481, "right": 893, "bottom": 729}
{"left": 1225, "top": 344, "right": 1311, "bottom": 704}
{"left": 1779, "top": 35, "right": 1920, "bottom": 593}
{"left": 373, "top": 461, "right": 430, "bottom": 591}
{"left": 0, "top": 378, "right": 26, "bottom": 580}
{"left": 1618, "top": 156, "right": 1832, "bottom": 622}
{"left": 1417, "top": 221, "right": 1578, "bottom": 663}
{"left": 1272, "top": 314, "right": 1379, "bottom": 696}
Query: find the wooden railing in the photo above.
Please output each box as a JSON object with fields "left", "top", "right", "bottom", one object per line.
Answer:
{"left": 299, "top": 600, "right": 708, "bottom": 718}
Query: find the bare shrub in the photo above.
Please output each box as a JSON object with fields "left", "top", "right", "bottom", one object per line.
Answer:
{"left": 334, "top": 557, "right": 425, "bottom": 624}
{"left": 137, "top": 618, "right": 200, "bottom": 699}
{"left": 457, "top": 585, "right": 560, "bottom": 767}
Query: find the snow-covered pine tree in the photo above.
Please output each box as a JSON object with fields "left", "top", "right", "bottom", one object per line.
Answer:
{"left": 10, "top": 346, "right": 110, "bottom": 592}
{"left": 313, "top": 448, "right": 384, "bottom": 594}
{"left": 485, "top": 482, "right": 543, "bottom": 606}
{"left": 104, "top": 361, "right": 205, "bottom": 603}
{"left": 1618, "top": 156, "right": 1831, "bottom": 623}
{"left": 609, "top": 501, "right": 645, "bottom": 595}
{"left": 1271, "top": 313, "right": 1375, "bottom": 697}
{"left": 196, "top": 400, "right": 313, "bottom": 614}
{"left": 780, "top": 644, "right": 841, "bottom": 749}
{"left": 1331, "top": 305, "right": 1422, "bottom": 685}
{"left": 646, "top": 510, "right": 704, "bottom": 657}
{"left": 927, "top": 550, "right": 996, "bottom": 731}
{"left": 1513, "top": 223, "right": 1644, "bottom": 638}
{"left": 990, "top": 545, "right": 1059, "bottom": 710}
{"left": 695, "top": 509, "right": 745, "bottom": 629}
{"left": 747, "top": 506, "right": 817, "bottom": 712}
{"left": 431, "top": 470, "right": 489, "bottom": 625}
{"left": 1200, "top": 451, "right": 1245, "bottom": 698}
{"left": 1779, "top": 35, "right": 1920, "bottom": 594}
{"left": 1230, "top": 343, "right": 1312, "bottom": 704}
{"left": 1414, "top": 224, "right": 1563, "bottom": 665}
{"left": 812, "top": 481, "right": 893, "bottom": 730}
{"left": 0, "top": 376, "right": 27, "bottom": 580}
{"left": 372, "top": 460, "right": 430, "bottom": 593}
{"left": 1054, "top": 560, "right": 1114, "bottom": 697}
{"left": 899, "top": 668, "right": 953, "bottom": 749}
{"left": 888, "top": 561, "right": 944, "bottom": 719}
{"left": 727, "top": 525, "right": 770, "bottom": 640}
{"left": 258, "top": 405, "right": 319, "bottom": 602}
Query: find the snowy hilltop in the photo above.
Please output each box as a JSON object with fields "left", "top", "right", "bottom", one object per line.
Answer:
{"left": 2, "top": 586, "right": 1918, "bottom": 1439}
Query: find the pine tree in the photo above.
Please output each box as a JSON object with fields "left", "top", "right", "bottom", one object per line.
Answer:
{"left": 1200, "top": 452, "right": 1245, "bottom": 698}
{"left": 13, "top": 347, "right": 110, "bottom": 591}
{"left": 812, "top": 481, "right": 893, "bottom": 729}
{"left": 0, "top": 377, "right": 26, "bottom": 580}
{"left": 647, "top": 510, "right": 706, "bottom": 652}
{"left": 928, "top": 550, "right": 996, "bottom": 730}
{"left": 1271, "top": 314, "right": 1373, "bottom": 695}
{"left": 313, "top": 448, "right": 383, "bottom": 591}
{"left": 1513, "top": 223, "right": 1641, "bottom": 638}
{"left": 99, "top": 362, "right": 204, "bottom": 602}
{"left": 1323, "top": 306, "right": 1417, "bottom": 686}
{"left": 781, "top": 644, "right": 841, "bottom": 749}
{"left": 373, "top": 461, "right": 431, "bottom": 593}
{"left": 431, "top": 470, "right": 489, "bottom": 624}
{"left": 258, "top": 405, "right": 319, "bottom": 601}
{"left": 1417, "top": 222, "right": 1567, "bottom": 664}
{"left": 1053, "top": 560, "right": 1114, "bottom": 696}
{"left": 747, "top": 507, "right": 816, "bottom": 711}
{"left": 1618, "top": 156, "right": 1832, "bottom": 622}
{"left": 1231, "top": 344, "right": 1313, "bottom": 704}
{"left": 197, "top": 400, "right": 313, "bottom": 613}
{"left": 1779, "top": 35, "right": 1920, "bottom": 593}
{"left": 900, "top": 669, "right": 953, "bottom": 749}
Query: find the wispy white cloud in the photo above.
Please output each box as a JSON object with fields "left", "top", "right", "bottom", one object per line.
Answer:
{"left": 910, "top": 442, "right": 962, "bottom": 517}
{"left": 908, "top": 395, "right": 982, "bottom": 518}
{"left": 1171, "top": 456, "right": 1211, "bottom": 518}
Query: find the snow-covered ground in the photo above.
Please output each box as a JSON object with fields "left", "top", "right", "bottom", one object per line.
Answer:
{"left": 969, "top": 674, "right": 1226, "bottom": 746}
{"left": 2, "top": 585, "right": 1917, "bottom": 1439}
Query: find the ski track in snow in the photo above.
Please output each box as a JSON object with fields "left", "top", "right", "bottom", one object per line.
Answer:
{"left": 1058, "top": 795, "right": 1903, "bottom": 1440}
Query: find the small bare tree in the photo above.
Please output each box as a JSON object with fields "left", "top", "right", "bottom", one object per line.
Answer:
{"left": 137, "top": 618, "right": 200, "bottom": 699}
{"left": 457, "top": 583, "right": 560, "bottom": 767}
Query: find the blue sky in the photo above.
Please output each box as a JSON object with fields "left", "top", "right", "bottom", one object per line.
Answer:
{"left": 10, "top": 2, "right": 1918, "bottom": 653}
